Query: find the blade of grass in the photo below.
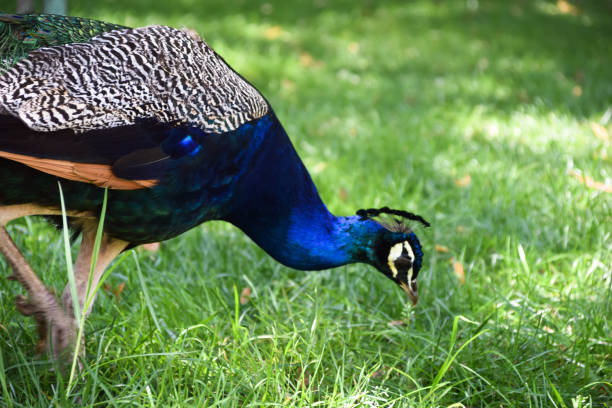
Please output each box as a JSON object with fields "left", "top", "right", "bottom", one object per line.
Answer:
{"left": 232, "top": 284, "right": 240, "bottom": 340}
{"left": 67, "top": 187, "right": 109, "bottom": 394}
{"left": 82, "top": 188, "right": 109, "bottom": 315}
{"left": 133, "top": 251, "right": 162, "bottom": 335}
{"left": 57, "top": 182, "right": 79, "bottom": 324}
{"left": 425, "top": 315, "right": 487, "bottom": 402}
{"left": 0, "top": 347, "right": 13, "bottom": 408}
{"left": 546, "top": 370, "right": 569, "bottom": 408}
{"left": 81, "top": 347, "right": 120, "bottom": 408}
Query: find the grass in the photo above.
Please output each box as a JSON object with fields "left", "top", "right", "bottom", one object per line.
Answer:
{"left": 0, "top": 0, "right": 611, "bottom": 406}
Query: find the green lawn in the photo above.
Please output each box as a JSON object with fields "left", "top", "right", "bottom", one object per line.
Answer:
{"left": 1, "top": 0, "right": 611, "bottom": 406}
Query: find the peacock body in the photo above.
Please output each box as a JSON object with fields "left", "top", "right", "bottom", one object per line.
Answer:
{"left": 0, "top": 13, "right": 429, "bottom": 363}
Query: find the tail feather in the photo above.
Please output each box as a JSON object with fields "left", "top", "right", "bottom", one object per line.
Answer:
{"left": 0, "top": 13, "right": 127, "bottom": 68}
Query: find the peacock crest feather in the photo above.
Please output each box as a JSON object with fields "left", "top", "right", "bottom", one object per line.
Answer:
{"left": 356, "top": 206, "right": 430, "bottom": 233}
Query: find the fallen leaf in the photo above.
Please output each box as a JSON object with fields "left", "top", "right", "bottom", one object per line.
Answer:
{"left": 455, "top": 174, "right": 471, "bottom": 187}
{"left": 264, "top": 25, "right": 283, "bottom": 40}
{"left": 296, "top": 367, "right": 313, "bottom": 390}
{"left": 572, "top": 85, "right": 582, "bottom": 97}
{"left": 451, "top": 258, "right": 466, "bottom": 285}
{"left": 281, "top": 78, "right": 295, "bottom": 91}
{"left": 591, "top": 122, "right": 610, "bottom": 142}
{"left": 141, "top": 242, "right": 160, "bottom": 252}
{"left": 371, "top": 368, "right": 385, "bottom": 378}
{"left": 457, "top": 225, "right": 467, "bottom": 233}
{"left": 435, "top": 244, "right": 449, "bottom": 253}
{"left": 338, "top": 187, "right": 348, "bottom": 201}
{"left": 217, "top": 337, "right": 230, "bottom": 362}
{"left": 116, "top": 282, "right": 125, "bottom": 297}
{"left": 103, "top": 282, "right": 126, "bottom": 302}
{"left": 569, "top": 170, "right": 612, "bottom": 193}
{"left": 388, "top": 320, "right": 405, "bottom": 327}
{"left": 41, "top": 390, "right": 52, "bottom": 401}
{"left": 299, "top": 52, "right": 313, "bottom": 66}
{"left": 347, "top": 42, "right": 359, "bottom": 55}
{"left": 240, "top": 287, "right": 252, "bottom": 305}
{"left": 557, "top": 0, "right": 579, "bottom": 15}
{"left": 299, "top": 52, "right": 324, "bottom": 68}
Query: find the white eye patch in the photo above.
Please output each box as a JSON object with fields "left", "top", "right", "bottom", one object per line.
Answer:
{"left": 403, "top": 241, "right": 415, "bottom": 282}
{"left": 387, "top": 242, "right": 405, "bottom": 278}
{"left": 387, "top": 241, "right": 415, "bottom": 280}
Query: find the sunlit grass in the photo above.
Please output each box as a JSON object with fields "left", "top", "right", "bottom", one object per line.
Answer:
{"left": 0, "top": 0, "right": 611, "bottom": 406}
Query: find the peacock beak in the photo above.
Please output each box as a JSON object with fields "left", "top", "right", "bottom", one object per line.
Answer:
{"left": 400, "top": 280, "right": 418, "bottom": 306}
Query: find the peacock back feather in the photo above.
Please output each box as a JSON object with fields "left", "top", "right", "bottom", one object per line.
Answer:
{"left": 0, "top": 13, "right": 126, "bottom": 69}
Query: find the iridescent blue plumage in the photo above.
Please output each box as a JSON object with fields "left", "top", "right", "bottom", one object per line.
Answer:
{"left": 224, "top": 114, "right": 414, "bottom": 272}
{"left": 166, "top": 131, "right": 202, "bottom": 158}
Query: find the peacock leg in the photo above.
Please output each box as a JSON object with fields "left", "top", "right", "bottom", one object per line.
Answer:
{"left": 0, "top": 207, "right": 126, "bottom": 365}
{"left": 0, "top": 226, "right": 75, "bottom": 357}
{"left": 60, "top": 222, "right": 128, "bottom": 333}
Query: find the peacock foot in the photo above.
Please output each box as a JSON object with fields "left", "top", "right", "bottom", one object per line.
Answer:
{"left": 1, "top": 225, "right": 83, "bottom": 368}
{"left": 11, "top": 285, "right": 82, "bottom": 368}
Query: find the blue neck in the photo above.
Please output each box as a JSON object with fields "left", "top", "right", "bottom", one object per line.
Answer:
{"left": 271, "top": 212, "right": 384, "bottom": 271}
{"left": 225, "top": 113, "right": 384, "bottom": 270}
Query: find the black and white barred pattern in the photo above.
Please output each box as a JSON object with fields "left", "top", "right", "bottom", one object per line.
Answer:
{"left": 0, "top": 26, "right": 268, "bottom": 133}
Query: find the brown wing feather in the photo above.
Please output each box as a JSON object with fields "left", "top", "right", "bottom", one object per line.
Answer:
{"left": 0, "top": 150, "right": 157, "bottom": 190}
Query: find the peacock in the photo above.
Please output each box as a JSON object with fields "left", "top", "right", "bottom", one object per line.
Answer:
{"left": 0, "top": 13, "right": 430, "bottom": 363}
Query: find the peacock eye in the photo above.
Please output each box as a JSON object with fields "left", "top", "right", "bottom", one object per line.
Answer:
{"left": 386, "top": 241, "right": 414, "bottom": 280}
{"left": 394, "top": 257, "right": 412, "bottom": 270}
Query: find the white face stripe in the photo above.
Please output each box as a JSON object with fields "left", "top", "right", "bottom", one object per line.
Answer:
{"left": 403, "top": 241, "right": 415, "bottom": 282}
{"left": 387, "top": 242, "right": 404, "bottom": 278}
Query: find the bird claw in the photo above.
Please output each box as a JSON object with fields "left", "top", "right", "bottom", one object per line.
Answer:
{"left": 13, "top": 292, "right": 80, "bottom": 366}
{"left": 1, "top": 225, "right": 85, "bottom": 368}
{"left": 15, "top": 294, "right": 39, "bottom": 316}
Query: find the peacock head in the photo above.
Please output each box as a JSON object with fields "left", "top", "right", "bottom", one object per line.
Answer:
{"left": 356, "top": 207, "right": 430, "bottom": 305}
